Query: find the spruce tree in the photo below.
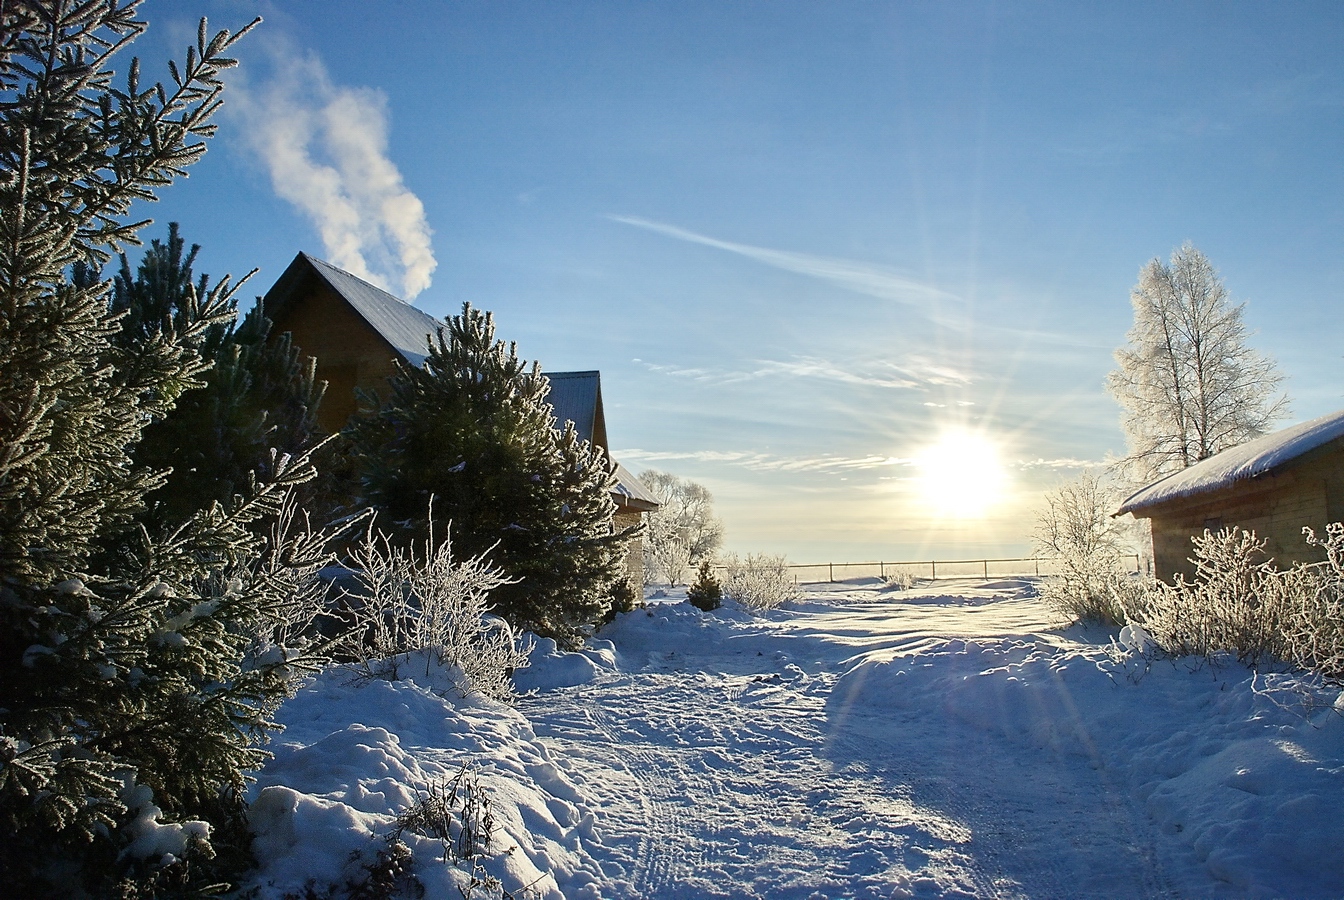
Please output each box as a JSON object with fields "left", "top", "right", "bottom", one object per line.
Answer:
{"left": 349, "top": 303, "right": 637, "bottom": 646}
{"left": 0, "top": 6, "right": 339, "bottom": 895}
{"left": 108, "top": 223, "right": 324, "bottom": 529}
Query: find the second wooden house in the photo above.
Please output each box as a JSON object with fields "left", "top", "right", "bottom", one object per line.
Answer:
{"left": 262, "top": 252, "right": 659, "bottom": 584}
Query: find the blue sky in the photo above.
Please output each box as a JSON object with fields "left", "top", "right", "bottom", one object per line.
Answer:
{"left": 138, "top": 1, "right": 1344, "bottom": 563}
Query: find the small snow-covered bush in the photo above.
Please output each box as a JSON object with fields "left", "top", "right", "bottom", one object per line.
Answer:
{"left": 1125, "top": 528, "right": 1291, "bottom": 664}
{"left": 338, "top": 519, "right": 530, "bottom": 701}
{"left": 1039, "top": 553, "right": 1134, "bottom": 626}
{"left": 1289, "top": 524, "right": 1344, "bottom": 677}
{"left": 721, "top": 554, "right": 797, "bottom": 610}
{"left": 883, "top": 568, "right": 918, "bottom": 591}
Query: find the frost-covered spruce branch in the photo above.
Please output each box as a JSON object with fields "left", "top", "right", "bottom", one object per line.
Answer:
{"left": 0, "top": 6, "right": 370, "bottom": 892}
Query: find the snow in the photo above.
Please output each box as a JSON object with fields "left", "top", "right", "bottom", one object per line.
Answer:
{"left": 1118, "top": 407, "right": 1344, "bottom": 513}
{"left": 121, "top": 782, "right": 210, "bottom": 862}
{"left": 245, "top": 577, "right": 1344, "bottom": 898}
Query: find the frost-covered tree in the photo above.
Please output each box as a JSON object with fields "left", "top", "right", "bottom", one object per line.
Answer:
{"left": 1107, "top": 243, "right": 1288, "bottom": 483}
{"left": 348, "top": 303, "right": 638, "bottom": 646}
{"left": 639, "top": 470, "right": 725, "bottom": 585}
{"left": 1033, "top": 473, "right": 1134, "bottom": 624}
{"left": 0, "top": 6, "right": 344, "bottom": 896}
{"left": 106, "top": 223, "right": 324, "bottom": 530}
{"left": 1034, "top": 473, "right": 1128, "bottom": 563}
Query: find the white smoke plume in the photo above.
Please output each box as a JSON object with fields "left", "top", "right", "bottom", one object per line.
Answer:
{"left": 232, "top": 49, "right": 436, "bottom": 299}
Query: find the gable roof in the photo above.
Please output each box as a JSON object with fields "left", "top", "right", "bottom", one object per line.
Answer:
{"left": 266, "top": 253, "right": 443, "bottom": 367}
{"left": 1117, "top": 408, "right": 1344, "bottom": 515}
{"left": 546, "top": 371, "right": 608, "bottom": 451}
{"left": 545, "top": 371, "right": 657, "bottom": 510}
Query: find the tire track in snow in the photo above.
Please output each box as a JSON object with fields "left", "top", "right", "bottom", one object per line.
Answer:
{"left": 529, "top": 682, "right": 703, "bottom": 895}
{"left": 526, "top": 665, "right": 993, "bottom": 898}
{"left": 523, "top": 590, "right": 1222, "bottom": 898}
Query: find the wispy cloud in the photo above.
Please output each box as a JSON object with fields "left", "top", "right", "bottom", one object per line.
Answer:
{"left": 609, "top": 215, "right": 959, "bottom": 308}
{"left": 231, "top": 47, "right": 436, "bottom": 299}
{"left": 634, "top": 355, "right": 972, "bottom": 391}
{"left": 617, "top": 448, "right": 913, "bottom": 475}
{"left": 620, "top": 447, "right": 1107, "bottom": 478}
{"left": 1016, "top": 457, "right": 1109, "bottom": 471}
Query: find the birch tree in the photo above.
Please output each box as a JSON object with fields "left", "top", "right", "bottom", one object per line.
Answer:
{"left": 1106, "top": 243, "right": 1288, "bottom": 483}
{"left": 640, "top": 470, "right": 725, "bottom": 585}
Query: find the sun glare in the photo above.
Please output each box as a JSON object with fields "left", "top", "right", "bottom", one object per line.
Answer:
{"left": 913, "top": 429, "right": 1009, "bottom": 519}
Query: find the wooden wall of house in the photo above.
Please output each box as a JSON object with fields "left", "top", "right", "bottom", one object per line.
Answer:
{"left": 615, "top": 509, "right": 646, "bottom": 589}
{"left": 1148, "top": 443, "right": 1344, "bottom": 581}
{"left": 269, "top": 280, "right": 402, "bottom": 433}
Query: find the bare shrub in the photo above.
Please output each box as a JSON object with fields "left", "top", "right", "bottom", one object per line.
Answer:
{"left": 1282, "top": 524, "right": 1344, "bottom": 677}
{"left": 337, "top": 518, "right": 530, "bottom": 702}
{"left": 1041, "top": 566, "right": 1135, "bottom": 626}
{"left": 721, "top": 554, "right": 797, "bottom": 610}
{"left": 392, "top": 763, "right": 495, "bottom": 864}
{"left": 883, "top": 568, "right": 918, "bottom": 591}
{"left": 1056, "top": 522, "right": 1344, "bottom": 679}
{"left": 1034, "top": 473, "right": 1133, "bottom": 625}
{"left": 1120, "top": 525, "right": 1344, "bottom": 677}
{"left": 1124, "top": 528, "right": 1293, "bottom": 664}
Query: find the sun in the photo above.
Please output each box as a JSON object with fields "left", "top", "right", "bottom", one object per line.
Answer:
{"left": 913, "top": 429, "right": 1009, "bottom": 518}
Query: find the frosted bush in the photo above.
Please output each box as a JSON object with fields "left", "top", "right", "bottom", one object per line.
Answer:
{"left": 721, "top": 554, "right": 798, "bottom": 610}
{"left": 1124, "top": 528, "right": 1291, "bottom": 664}
{"left": 1038, "top": 551, "right": 1133, "bottom": 626}
{"left": 1033, "top": 473, "right": 1133, "bottom": 625}
{"left": 1119, "top": 524, "right": 1344, "bottom": 677}
{"left": 338, "top": 519, "right": 531, "bottom": 701}
{"left": 1285, "top": 523, "right": 1344, "bottom": 677}
{"left": 883, "top": 568, "right": 918, "bottom": 591}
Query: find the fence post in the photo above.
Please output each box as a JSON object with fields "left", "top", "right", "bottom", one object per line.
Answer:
{"left": 983, "top": 559, "right": 988, "bottom": 579}
{"left": 829, "top": 562, "right": 834, "bottom": 583}
{"left": 931, "top": 560, "right": 936, "bottom": 580}
{"left": 880, "top": 561, "right": 884, "bottom": 579}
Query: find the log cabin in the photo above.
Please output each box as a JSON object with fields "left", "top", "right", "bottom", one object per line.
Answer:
{"left": 1116, "top": 409, "right": 1344, "bottom": 581}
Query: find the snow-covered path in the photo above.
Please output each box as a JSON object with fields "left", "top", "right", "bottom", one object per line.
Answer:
{"left": 250, "top": 578, "right": 1344, "bottom": 899}
{"left": 522, "top": 581, "right": 1222, "bottom": 899}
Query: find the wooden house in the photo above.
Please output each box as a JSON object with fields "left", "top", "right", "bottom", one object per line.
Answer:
{"left": 262, "top": 252, "right": 658, "bottom": 583}
{"left": 1116, "top": 409, "right": 1344, "bottom": 581}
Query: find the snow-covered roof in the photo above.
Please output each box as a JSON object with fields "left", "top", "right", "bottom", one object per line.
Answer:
{"left": 611, "top": 462, "right": 660, "bottom": 511}
{"left": 1117, "top": 408, "right": 1344, "bottom": 515}
{"left": 297, "top": 254, "right": 444, "bottom": 367}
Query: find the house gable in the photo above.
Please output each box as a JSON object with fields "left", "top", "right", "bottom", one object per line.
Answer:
{"left": 263, "top": 253, "right": 443, "bottom": 432}
{"left": 262, "top": 252, "right": 659, "bottom": 518}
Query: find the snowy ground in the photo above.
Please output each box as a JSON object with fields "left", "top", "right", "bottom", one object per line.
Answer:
{"left": 244, "top": 578, "right": 1344, "bottom": 899}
